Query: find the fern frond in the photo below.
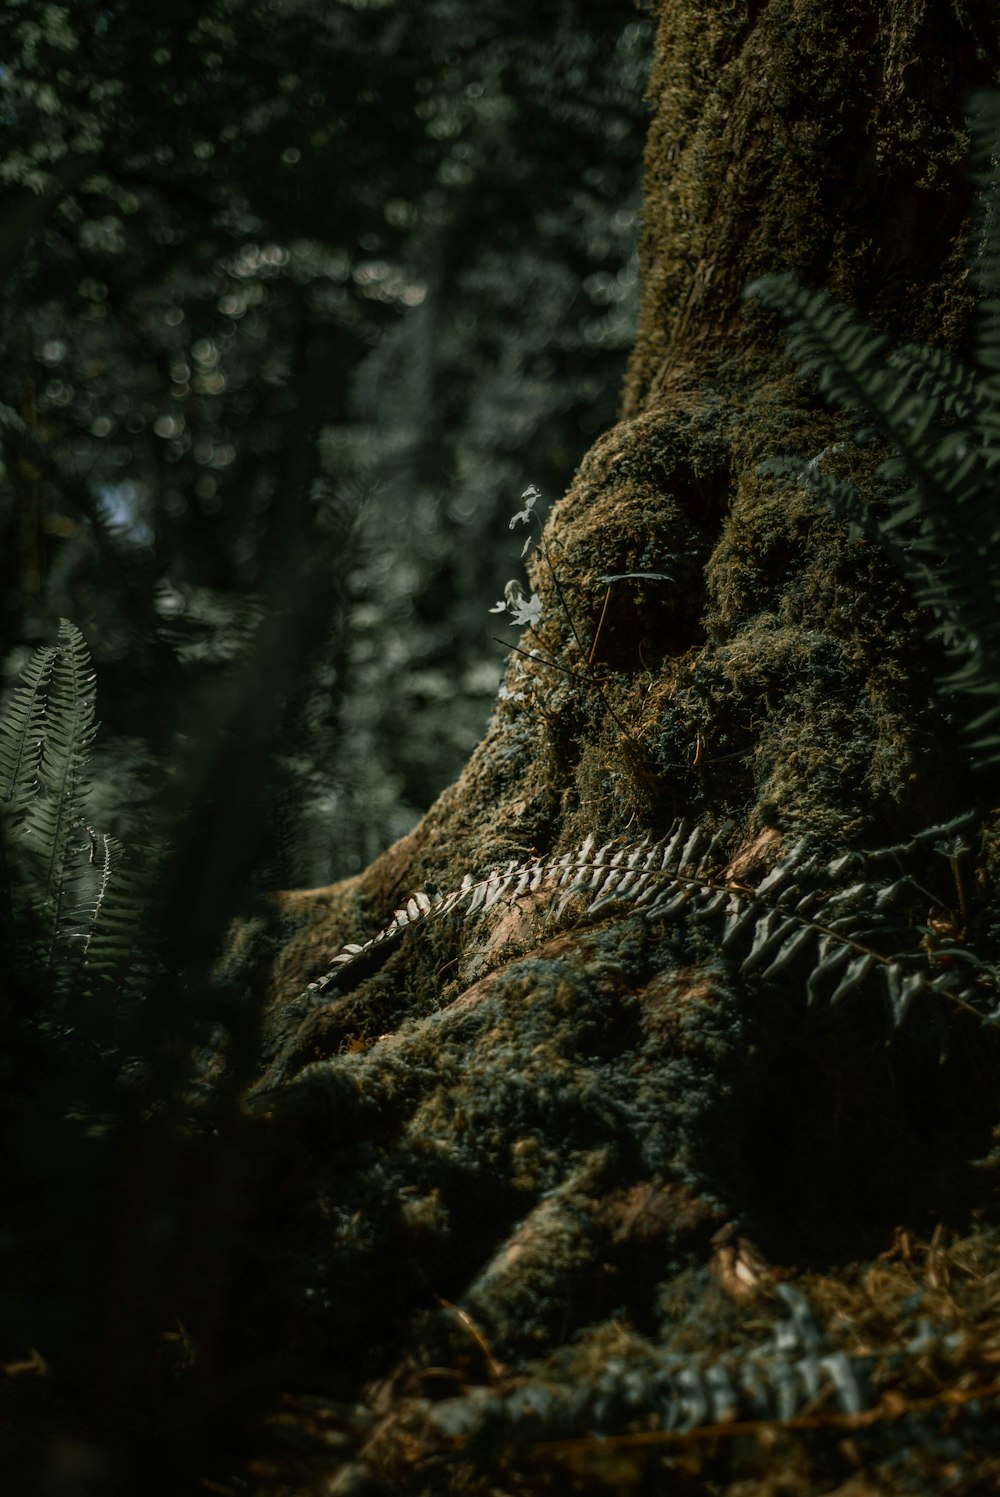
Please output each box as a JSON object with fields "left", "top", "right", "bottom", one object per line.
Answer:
{"left": 750, "top": 259, "right": 1000, "bottom": 767}
{"left": 307, "top": 825, "right": 725, "bottom": 997}
{"left": 0, "top": 643, "right": 57, "bottom": 812}
{"left": 428, "top": 1280, "right": 866, "bottom": 1445}
{"left": 77, "top": 832, "right": 159, "bottom": 999}
{"left": 747, "top": 276, "right": 993, "bottom": 541}
{"left": 1, "top": 623, "right": 162, "bottom": 1016}
{"left": 585, "top": 1282, "right": 867, "bottom": 1432}
{"left": 309, "top": 817, "right": 989, "bottom": 1033}
{"left": 78, "top": 828, "right": 115, "bottom": 951}
{"left": 886, "top": 342, "right": 987, "bottom": 425}
{"left": 20, "top": 620, "right": 98, "bottom": 956}
{"left": 746, "top": 274, "right": 894, "bottom": 418}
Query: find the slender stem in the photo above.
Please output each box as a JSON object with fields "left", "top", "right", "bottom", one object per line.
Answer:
{"left": 495, "top": 636, "right": 634, "bottom": 740}
{"left": 588, "top": 585, "right": 612, "bottom": 669}
{"left": 539, "top": 543, "right": 589, "bottom": 663}
{"left": 519, "top": 513, "right": 639, "bottom": 749}
{"left": 493, "top": 637, "right": 598, "bottom": 685}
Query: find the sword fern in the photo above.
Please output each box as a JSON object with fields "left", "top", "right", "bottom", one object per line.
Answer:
{"left": 0, "top": 620, "right": 154, "bottom": 1004}
{"left": 746, "top": 91, "right": 1000, "bottom": 768}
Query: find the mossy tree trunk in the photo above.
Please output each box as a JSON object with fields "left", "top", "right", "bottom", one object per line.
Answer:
{"left": 239, "top": 4, "right": 1000, "bottom": 1492}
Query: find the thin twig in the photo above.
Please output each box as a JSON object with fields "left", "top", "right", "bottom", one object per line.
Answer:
{"left": 492, "top": 638, "right": 590, "bottom": 683}
{"left": 588, "top": 585, "right": 612, "bottom": 670}
{"left": 539, "top": 543, "right": 590, "bottom": 664}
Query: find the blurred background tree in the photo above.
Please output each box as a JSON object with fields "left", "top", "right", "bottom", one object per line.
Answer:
{"left": 0, "top": 7, "right": 652, "bottom": 1488}
{"left": 0, "top": 0, "right": 652, "bottom": 888}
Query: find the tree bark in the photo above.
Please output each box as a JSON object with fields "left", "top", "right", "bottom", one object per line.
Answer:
{"left": 238, "top": 5, "right": 1000, "bottom": 1492}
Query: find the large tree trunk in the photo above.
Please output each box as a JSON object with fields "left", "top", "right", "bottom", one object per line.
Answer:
{"left": 238, "top": 4, "right": 1000, "bottom": 1492}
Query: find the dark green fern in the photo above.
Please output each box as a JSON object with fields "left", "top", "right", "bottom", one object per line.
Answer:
{"left": 0, "top": 620, "right": 154, "bottom": 1003}
{"left": 0, "top": 638, "right": 57, "bottom": 814}
{"left": 24, "top": 620, "right": 98, "bottom": 962}
{"left": 76, "top": 831, "right": 160, "bottom": 1002}
{"left": 745, "top": 91, "right": 1000, "bottom": 768}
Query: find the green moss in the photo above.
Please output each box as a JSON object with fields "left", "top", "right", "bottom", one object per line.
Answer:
{"left": 623, "top": 0, "right": 990, "bottom": 417}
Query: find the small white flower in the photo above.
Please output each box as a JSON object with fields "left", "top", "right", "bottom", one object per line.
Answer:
{"left": 510, "top": 591, "right": 543, "bottom": 627}
{"left": 487, "top": 578, "right": 544, "bottom": 628}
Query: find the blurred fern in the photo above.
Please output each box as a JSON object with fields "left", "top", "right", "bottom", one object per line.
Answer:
{"left": 0, "top": 619, "right": 154, "bottom": 1007}
{"left": 745, "top": 91, "right": 1000, "bottom": 767}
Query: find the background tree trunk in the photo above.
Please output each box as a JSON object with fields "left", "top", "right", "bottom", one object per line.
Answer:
{"left": 240, "top": 4, "right": 1000, "bottom": 1491}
